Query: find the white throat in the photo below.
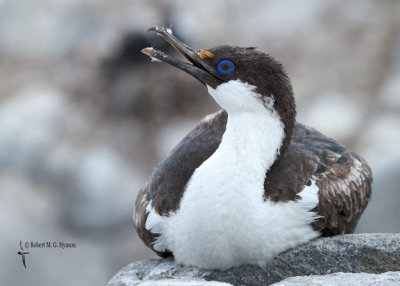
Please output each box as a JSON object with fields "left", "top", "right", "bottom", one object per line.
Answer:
{"left": 206, "top": 80, "right": 285, "bottom": 177}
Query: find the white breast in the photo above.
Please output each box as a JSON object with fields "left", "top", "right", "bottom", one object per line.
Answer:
{"left": 145, "top": 80, "right": 320, "bottom": 269}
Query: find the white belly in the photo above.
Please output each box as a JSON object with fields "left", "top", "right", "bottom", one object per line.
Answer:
{"left": 145, "top": 157, "right": 320, "bottom": 270}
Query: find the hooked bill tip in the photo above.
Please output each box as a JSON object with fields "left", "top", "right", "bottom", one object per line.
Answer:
{"left": 145, "top": 26, "right": 157, "bottom": 35}
{"left": 145, "top": 26, "right": 173, "bottom": 36}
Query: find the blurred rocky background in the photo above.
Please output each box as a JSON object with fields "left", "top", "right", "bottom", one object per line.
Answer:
{"left": 1, "top": 0, "right": 399, "bottom": 285}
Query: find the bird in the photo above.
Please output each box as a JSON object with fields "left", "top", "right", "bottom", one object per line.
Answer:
{"left": 17, "top": 240, "right": 29, "bottom": 268}
{"left": 134, "top": 26, "right": 372, "bottom": 270}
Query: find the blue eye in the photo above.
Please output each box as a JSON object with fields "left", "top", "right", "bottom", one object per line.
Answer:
{"left": 217, "top": 60, "right": 235, "bottom": 74}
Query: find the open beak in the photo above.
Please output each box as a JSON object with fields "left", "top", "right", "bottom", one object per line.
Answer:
{"left": 141, "top": 26, "right": 221, "bottom": 88}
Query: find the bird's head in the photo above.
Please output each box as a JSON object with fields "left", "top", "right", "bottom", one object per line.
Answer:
{"left": 142, "top": 26, "right": 296, "bottom": 138}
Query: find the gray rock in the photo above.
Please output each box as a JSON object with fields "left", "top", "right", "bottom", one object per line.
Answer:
{"left": 108, "top": 234, "right": 400, "bottom": 286}
{"left": 135, "top": 280, "right": 232, "bottom": 286}
{"left": 271, "top": 271, "right": 400, "bottom": 286}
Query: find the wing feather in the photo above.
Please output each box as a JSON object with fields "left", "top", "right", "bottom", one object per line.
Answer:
{"left": 289, "top": 123, "right": 372, "bottom": 235}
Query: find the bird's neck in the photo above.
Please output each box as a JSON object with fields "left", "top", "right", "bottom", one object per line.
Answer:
{"left": 204, "top": 79, "right": 294, "bottom": 183}
{"left": 216, "top": 109, "right": 285, "bottom": 176}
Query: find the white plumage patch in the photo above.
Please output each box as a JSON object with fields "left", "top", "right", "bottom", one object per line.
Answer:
{"left": 145, "top": 201, "right": 169, "bottom": 252}
{"left": 297, "top": 179, "right": 320, "bottom": 210}
{"left": 145, "top": 80, "right": 320, "bottom": 269}
{"left": 264, "top": 94, "right": 275, "bottom": 110}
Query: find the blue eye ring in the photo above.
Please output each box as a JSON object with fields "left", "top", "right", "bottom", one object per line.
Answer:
{"left": 217, "top": 60, "right": 235, "bottom": 74}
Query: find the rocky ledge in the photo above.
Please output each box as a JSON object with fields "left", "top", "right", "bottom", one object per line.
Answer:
{"left": 108, "top": 234, "right": 400, "bottom": 286}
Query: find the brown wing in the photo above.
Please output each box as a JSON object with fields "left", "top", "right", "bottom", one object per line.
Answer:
{"left": 264, "top": 123, "right": 373, "bottom": 235}
{"left": 134, "top": 110, "right": 227, "bottom": 257}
